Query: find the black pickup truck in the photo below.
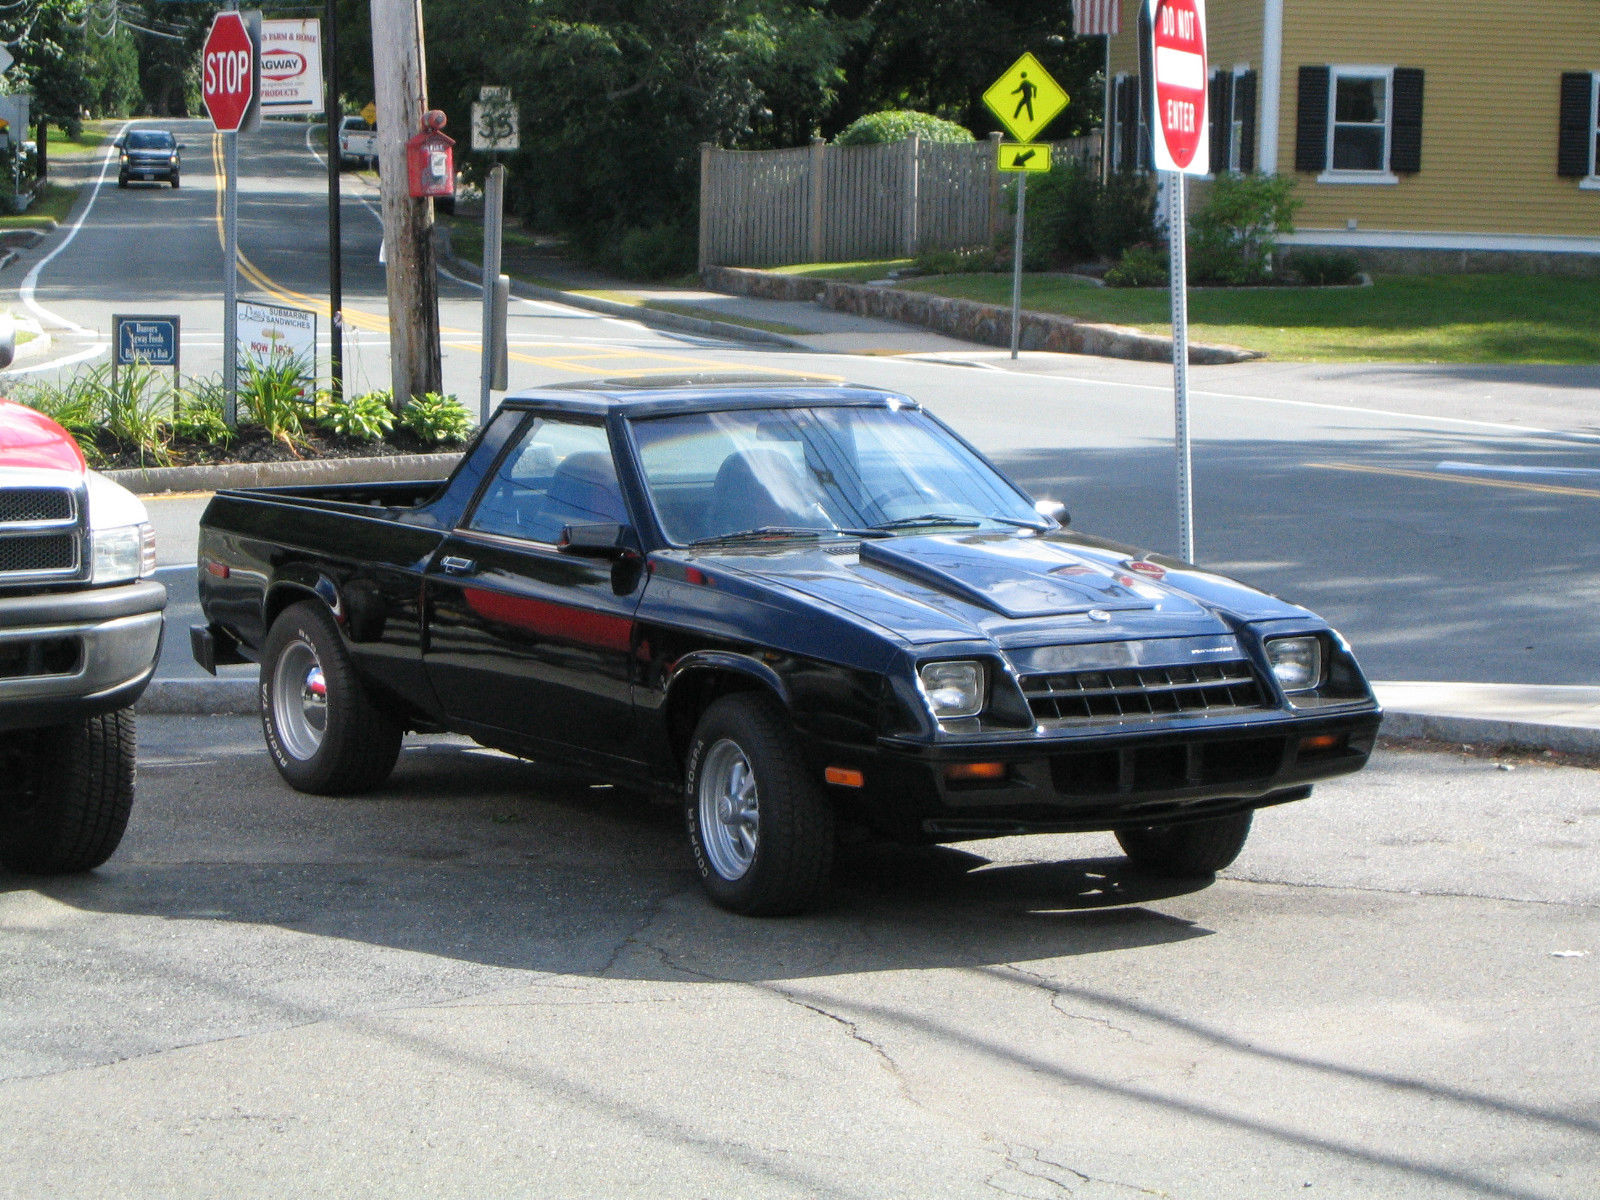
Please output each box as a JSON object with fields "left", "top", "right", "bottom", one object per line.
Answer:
{"left": 193, "top": 377, "right": 1380, "bottom": 915}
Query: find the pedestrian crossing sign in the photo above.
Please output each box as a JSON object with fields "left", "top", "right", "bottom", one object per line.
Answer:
{"left": 983, "top": 53, "right": 1069, "bottom": 144}
{"left": 998, "top": 143, "right": 1052, "bottom": 172}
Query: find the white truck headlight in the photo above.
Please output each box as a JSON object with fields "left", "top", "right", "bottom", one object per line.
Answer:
{"left": 92, "top": 522, "right": 157, "bottom": 583}
{"left": 1266, "top": 636, "right": 1322, "bottom": 693}
{"left": 918, "top": 660, "right": 986, "bottom": 720}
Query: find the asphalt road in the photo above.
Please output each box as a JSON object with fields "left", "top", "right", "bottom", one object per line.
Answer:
{"left": 1, "top": 716, "right": 1595, "bottom": 1199}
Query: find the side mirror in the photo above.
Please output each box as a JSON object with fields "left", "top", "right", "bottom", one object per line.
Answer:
{"left": 1034, "top": 498, "right": 1069, "bottom": 527}
{"left": 113, "top": 136, "right": 125, "bottom": 148}
{"left": 558, "top": 522, "right": 638, "bottom": 559}
{"left": 0, "top": 312, "right": 16, "bottom": 371}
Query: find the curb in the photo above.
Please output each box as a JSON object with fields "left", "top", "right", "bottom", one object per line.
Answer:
{"left": 106, "top": 451, "right": 463, "bottom": 496}
{"left": 437, "top": 245, "right": 804, "bottom": 350}
{"left": 132, "top": 678, "right": 1600, "bottom": 756}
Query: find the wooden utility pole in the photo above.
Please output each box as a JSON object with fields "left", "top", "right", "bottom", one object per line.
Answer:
{"left": 369, "top": 0, "right": 441, "bottom": 402}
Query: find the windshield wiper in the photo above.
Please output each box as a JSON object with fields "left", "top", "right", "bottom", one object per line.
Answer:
{"left": 688, "top": 525, "right": 886, "bottom": 547}
{"left": 871, "top": 512, "right": 1051, "bottom": 533}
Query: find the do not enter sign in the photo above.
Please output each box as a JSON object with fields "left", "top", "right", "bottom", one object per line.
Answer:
{"left": 202, "top": 11, "right": 257, "bottom": 133}
{"left": 1148, "top": 0, "right": 1208, "bottom": 174}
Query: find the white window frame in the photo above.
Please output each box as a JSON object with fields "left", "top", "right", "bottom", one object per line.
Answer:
{"left": 1582, "top": 72, "right": 1600, "bottom": 190}
{"left": 1319, "top": 64, "right": 1398, "bottom": 185}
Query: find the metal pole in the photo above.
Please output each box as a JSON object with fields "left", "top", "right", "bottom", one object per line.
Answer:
{"left": 224, "top": 127, "right": 239, "bottom": 426}
{"left": 325, "top": 0, "right": 344, "bottom": 401}
{"left": 1168, "top": 171, "right": 1193, "bottom": 562}
{"left": 1009, "top": 172, "right": 1026, "bottom": 360}
{"left": 478, "top": 163, "right": 504, "bottom": 424}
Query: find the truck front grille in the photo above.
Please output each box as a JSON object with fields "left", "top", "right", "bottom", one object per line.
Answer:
{"left": 0, "top": 485, "right": 84, "bottom": 583}
{"left": 1021, "top": 660, "right": 1268, "bottom": 724}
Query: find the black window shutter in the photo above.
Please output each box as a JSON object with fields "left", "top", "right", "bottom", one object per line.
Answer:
{"left": 1209, "top": 73, "right": 1233, "bottom": 171}
{"left": 1137, "top": 4, "right": 1154, "bottom": 170}
{"left": 1557, "top": 71, "right": 1594, "bottom": 177}
{"left": 1117, "top": 77, "right": 1135, "bottom": 171}
{"left": 1237, "top": 70, "right": 1258, "bottom": 172}
{"left": 1295, "top": 66, "right": 1330, "bottom": 172}
{"left": 1390, "top": 68, "right": 1425, "bottom": 173}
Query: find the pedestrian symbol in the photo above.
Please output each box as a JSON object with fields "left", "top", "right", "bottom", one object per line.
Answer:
{"left": 983, "top": 53, "right": 1069, "bottom": 143}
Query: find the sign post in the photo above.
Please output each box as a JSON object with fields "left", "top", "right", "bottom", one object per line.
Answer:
{"left": 982, "top": 53, "right": 1068, "bottom": 359}
{"left": 1147, "top": 0, "right": 1208, "bottom": 562}
{"left": 202, "top": 5, "right": 258, "bottom": 427}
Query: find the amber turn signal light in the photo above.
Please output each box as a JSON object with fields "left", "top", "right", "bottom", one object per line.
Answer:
{"left": 825, "top": 766, "right": 865, "bottom": 788}
{"left": 1298, "top": 733, "right": 1341, "bottom": 754}
{"left": 943, "top": 762, "right": 1006, "bottom": 783}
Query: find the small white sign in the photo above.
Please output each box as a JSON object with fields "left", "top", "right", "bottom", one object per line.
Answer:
{"left": 259, "top": 19, "right": 324, "bottom": 116}
{"left": 0, "top": 46, "right": 14, "bottom": 75}
{"left": 236, "top": 301, "right": 317, "bottom": 396}
{"left": 472, "top": 87, "right": 519, "bottom": 152}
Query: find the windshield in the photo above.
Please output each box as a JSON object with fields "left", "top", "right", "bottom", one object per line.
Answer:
{"left": 126, "top": 131, "right": 174, "bottom": 150}
{"left": 629, "top": 403, "right": 1044, "bottom": 544}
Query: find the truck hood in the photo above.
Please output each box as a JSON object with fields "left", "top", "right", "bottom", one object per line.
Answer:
{"left": 705, "top": 530, "right": 1311, "bottom": 646}
{"left": 0, "top": 399, "right": 87, "bottom": 473}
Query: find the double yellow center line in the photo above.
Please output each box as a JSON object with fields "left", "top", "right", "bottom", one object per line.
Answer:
{"left": 1310, "top": 461, "right": 1600, "bottom": 500}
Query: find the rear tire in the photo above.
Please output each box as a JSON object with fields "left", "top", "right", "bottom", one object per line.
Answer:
{"left": 1115, "top": 811, "right": 1253, "bottom": 876}
{"left": 261, "top": 600, "right": 402, "bottom": 795}
{"left": 684, "top": 694, "right": 833, "bottom": 916}
{"left": 0, "top": 710, "right": 137, "bottom": 874}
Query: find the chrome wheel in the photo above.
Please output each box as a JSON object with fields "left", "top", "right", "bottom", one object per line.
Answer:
{"left": 272, "top": 638, "right": 328, "bottom": 761}
{"left": 697, "top": 738, "right": 759, "bottom": 880}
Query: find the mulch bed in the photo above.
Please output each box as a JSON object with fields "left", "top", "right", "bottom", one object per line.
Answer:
{"left": 90, "top": 426, "right": 464, "bottom": 471}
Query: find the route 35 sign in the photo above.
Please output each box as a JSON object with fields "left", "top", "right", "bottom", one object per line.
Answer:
{"left": 1146, "top": 0, "right": 1208, "bottom": 174}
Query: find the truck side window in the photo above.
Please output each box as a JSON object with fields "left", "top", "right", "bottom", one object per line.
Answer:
{"left": 466, "top": 418, "right": 624, "bottom": 544}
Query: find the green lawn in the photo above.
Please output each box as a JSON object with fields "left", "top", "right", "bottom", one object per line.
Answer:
{"left": 783, "top": 262, "right": 1600, "bottom": 364}
{"left": 0, "top": 183, "right": 79, "bottom": 230}
{"left": 42, "top": 121, "right": 114, "bottom": 157}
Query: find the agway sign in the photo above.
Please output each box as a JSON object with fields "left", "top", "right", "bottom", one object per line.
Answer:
{"left": 1148, "top": 0, "right": 1208, "bottom": 174}
{"left": 202, "top": 12, "right": 256, "bottom": 133}
{"left": 259, "top": 19, "right": 323, "bottom": 115}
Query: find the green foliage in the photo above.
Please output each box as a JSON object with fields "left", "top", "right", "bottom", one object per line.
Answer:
{"left": 1289, "top": 250, "right": 1363, "bottom": 287}
{"left": 399, "top": 392, "right": 472, "bottom": 445}
{"left": 173, "top": 378, "right": 232, "bottom": 446}
{"left": 1013, "top": 161, "right": 1158, "bottom": 270}
{"left": 93, "top": 362, "right": 173, "bottom": 465}
{"left": 835, "top": 110, "right": 971, "bottom": 146}
{"left": 238, "top": 356, "right": 313, "bottom": 448}
{"left": 615, "top": 220, "right": 698, "bottom": 280}
{"left": 913, "top": 246, "right": 997, "bottom": 275}
{"left": 318, "top": 389, "right": 396, "bottom": 441}
{"left": 1104, "top": 243, "right": 1169, "bottom": 288}
{"left": 1186, "top": 172, "right": 1300, "bottom": 286}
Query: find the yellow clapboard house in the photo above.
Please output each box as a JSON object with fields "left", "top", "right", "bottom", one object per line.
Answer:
{"left": 1102, "top": 0, "right": 1600, "bottom": 268}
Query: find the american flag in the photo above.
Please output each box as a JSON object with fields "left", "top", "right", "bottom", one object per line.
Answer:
{"left": 1073, "top": 0, "right": 1122, "bottom": 36}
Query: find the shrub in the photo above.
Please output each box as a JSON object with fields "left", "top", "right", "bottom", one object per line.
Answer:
{"left": 1019, "top": 159, "right": 1101, "bottom": 269}
{"left": 318, "top": 388, "right": 395, "bottom": 441}
{"left": 912, "top": 246, "right": 996, "bottom": 275}
{"left": 835, "top": 110, "right": 972, "bottom": 146}
{"left": 1289, "top": 249, "right": 1362, "bottom": 286}
{"left": 1104, "top": 243, "right": 1169, "bottom": 288}
{"left": 173, "top": 377, "right": 232, "bottom": 446}
{"left": 1092, "top": 171, "right": 1159, "bottom": 261}
{"left": 617, "top": 220, "right": 696, "bottom": 280}
{"left": 94, "top": 363, "right": 174, "bottom": 467}
{"left": 1186, "top": 172, "right": 1299, "bottom": 286}
{"left": 399, "top": 392, "right": 472, "bottom": 444}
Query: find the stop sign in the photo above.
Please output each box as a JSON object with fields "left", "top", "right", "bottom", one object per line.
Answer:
{"left": 1150, "top": 0, "right": 1208, "bottom": 173}
{"left": 202, "top": 12, "right": 256, "bottom": 133}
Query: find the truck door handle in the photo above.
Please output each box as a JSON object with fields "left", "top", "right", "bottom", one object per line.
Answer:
{"left": 440, "top": 556, "right": 477, "bottom": 575}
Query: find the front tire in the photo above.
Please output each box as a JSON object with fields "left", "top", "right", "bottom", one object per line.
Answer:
{"left": 170, "top": 172, "right": 180, "bottom": 188}
{"left": 1115, "top": 811, "right": 1253, "bottom": 876}
{"left": 684, "top": 694, "right": 834, "bottom": 916}
{"left": 117, "top": 175, "right": 128, "bottom": 188}
{"left": 0, "top": 710, "right": 137, "bottom": 874}
{"left": 261, "top": 600, "right": 402, "bottom": 794}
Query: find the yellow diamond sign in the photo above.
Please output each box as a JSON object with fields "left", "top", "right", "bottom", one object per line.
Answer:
{"left": 983, "top": 53, "right": 1069, "bottom": 144}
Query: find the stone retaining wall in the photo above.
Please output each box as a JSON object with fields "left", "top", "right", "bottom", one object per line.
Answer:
{"left": 703, "top": 266, "right": 1259, "bottom": 365}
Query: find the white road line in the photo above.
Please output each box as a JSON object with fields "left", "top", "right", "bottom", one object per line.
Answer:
{"left": 1436, "top": 461, "right": 1600, "bottom": 479}
{"left": 20, "top": 120, "right": 133, "bottom": 338}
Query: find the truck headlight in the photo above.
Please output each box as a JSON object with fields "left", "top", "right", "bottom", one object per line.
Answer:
{"left": 1265, "top": 636, "right": 1322, "bottom": 693}
{"left": 92, "top": 522, "right": 157, "bottom": 583}
{"left": 918, "top": 660, "right": 986, "bottom": 720}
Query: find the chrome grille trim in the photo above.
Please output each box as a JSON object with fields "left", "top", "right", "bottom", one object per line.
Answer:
{"left": 0, "top": 484, "right": 85, "bottom": 583}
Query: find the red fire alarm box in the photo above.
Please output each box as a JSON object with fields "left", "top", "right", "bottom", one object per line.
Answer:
{"left": 406, "top": 111, "right": 455, "bottom": 199}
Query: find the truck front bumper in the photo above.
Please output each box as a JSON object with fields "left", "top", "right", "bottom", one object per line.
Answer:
{"left": 0, "top": 580, "right": 167, "bottom": 731}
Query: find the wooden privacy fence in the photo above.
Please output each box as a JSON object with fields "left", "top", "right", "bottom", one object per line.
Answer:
{"left": 699, "top": 133, "right": 1100, "bottom": 269}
